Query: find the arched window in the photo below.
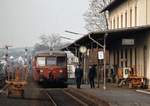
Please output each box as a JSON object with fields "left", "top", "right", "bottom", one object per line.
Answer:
{"left": 113, "top": 18, "right": 115, "bottom": 29}
{"left": 121, "top": 14, "right": 123, "bottom": 28}
{"left": 117, "top": 16, "right": 119, "bottom": 28}
{"left": 130, "top": 8, "right": 132, "bottom": 27}
{"left": 135, "top": 6, "right": 137, "bottom": 26}
{"left": 125, "top": 11, "right": 127, "bottom": 27}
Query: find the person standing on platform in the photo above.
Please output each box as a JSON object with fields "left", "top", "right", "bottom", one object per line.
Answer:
{"left": 88, "top": 65, "right": 96, "bottom": 88}
{"left": 75, "top": 64, "right": 83, "bottom": 89}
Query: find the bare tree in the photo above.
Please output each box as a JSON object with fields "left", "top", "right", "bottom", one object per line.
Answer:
{"left": 84, "top": 0, "right": 111, "bottom": 31}
{"left": 39, "top": 33, "right": 62, "bottom": 51}
{"left": 33, "top": 43, "right": 49, "bottom": 51}
{"left": 84, "top": 0, "right": 111, "bottom": 89}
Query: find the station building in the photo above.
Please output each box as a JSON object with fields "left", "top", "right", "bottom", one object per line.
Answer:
{"left": 65, "top": 0, "right": 150, "bottom": 87}
{"left": 103, "top": 0, "right": 150, "bottom": 87}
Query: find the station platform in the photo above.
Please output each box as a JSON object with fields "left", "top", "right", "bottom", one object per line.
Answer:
{"left": 68, "top": 83, "right": 150, "bottom": 106}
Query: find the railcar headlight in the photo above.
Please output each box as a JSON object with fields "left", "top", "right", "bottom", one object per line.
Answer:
{"left": 40, "top": 70, "right": 43, "bottom": 73}
{"left": 59, "top": 70, "right": 63, "bottom": 73}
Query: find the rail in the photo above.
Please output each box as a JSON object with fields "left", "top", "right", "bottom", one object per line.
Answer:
{"left": 46, "top": 91, "right": 58, "bottom": 106}
{"left": 45, "top": 89, "right": 89, "bottom": 106}
{"left": 63, "top": 89, "right": 88, "bottom": 106}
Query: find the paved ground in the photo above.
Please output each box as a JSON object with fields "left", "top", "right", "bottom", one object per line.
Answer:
{"left": 69, "top": 83, "right": 150, "bottom": 106}
{"left": 1, "top": 76, "right": 150, "bottom": 106}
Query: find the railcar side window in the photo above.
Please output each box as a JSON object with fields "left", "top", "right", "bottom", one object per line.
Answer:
{"left": 57, "top": 57, "right": 66, "bottom": 67}
{"left": 47, "top": 57, "right": 56, "bottom": 66}
{"left": 37, "top": 57, "right": 46, "bottom": 66}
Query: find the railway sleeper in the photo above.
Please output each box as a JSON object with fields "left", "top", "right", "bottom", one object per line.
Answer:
{"left": 63, "top": 90, "right": 88, "bottom": 106}
{"left": 64, "top": 88, "right": 109, "bottom": 106}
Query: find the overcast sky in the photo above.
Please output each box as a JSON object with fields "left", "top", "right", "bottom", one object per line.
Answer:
{"left": 0, "top": 0, "right": 89, "bottom": 48}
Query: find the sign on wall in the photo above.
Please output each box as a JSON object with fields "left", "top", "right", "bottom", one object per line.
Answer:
{"left": 122, "top": 39, "right": 134, "bottom": 45}
{"left": 98, "top": 51, "right": 104, "bottom": 60}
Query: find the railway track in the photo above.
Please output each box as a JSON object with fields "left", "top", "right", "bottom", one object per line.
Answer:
{"left": 45, "top": 89, "right": 89, "bottom": 106}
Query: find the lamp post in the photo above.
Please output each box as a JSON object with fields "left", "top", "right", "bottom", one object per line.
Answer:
{"left": 103, "top": 33, "right": 108, "bottom": 90}
{"left": 79, "top": 46, "right": 87, "bottom": 84}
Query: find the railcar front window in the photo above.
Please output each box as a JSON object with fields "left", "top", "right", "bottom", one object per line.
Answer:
{"left": 57, "top": 57, "right": 66, "bottom": 67}
{"left": 37, "top": 57, "right": 46, "bottom": 66}
{"left": 47, "top": 57, "right": 56, "bottom": 66}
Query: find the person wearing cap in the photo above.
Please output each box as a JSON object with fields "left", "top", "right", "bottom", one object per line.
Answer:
{"left": 88, "top": 65, "right": 96, "bottom": 88}
{"left": 75, "top": 64, "right": 83, "bottom": 89}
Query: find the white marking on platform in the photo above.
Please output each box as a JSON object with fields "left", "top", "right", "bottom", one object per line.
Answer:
{"left": 136, "top": 90, "right": 150, "bottom": 95}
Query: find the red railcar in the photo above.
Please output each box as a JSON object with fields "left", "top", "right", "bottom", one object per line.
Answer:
{"left": 32, "top": 50, "right": 68, "bottom": 85}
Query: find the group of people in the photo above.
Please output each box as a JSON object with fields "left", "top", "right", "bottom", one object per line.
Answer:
{"left": 75, "top": 64, "right": 96, "bottom": 89}
{"left": 5, "top": 56, "right": 29, "bottom": 80}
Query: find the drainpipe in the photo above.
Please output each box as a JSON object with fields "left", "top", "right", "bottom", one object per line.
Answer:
{"left": 103, "top": 33, "right": 108, "bottom": 90}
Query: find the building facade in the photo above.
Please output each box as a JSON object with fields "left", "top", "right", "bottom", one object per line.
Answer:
{"left": 108, "top": 0, "right": 150, "bottom": 29}
{"left": 105, "top": 0, "right": 150, "bottom": 87}
{"left": 65, "top": 0, "right": 150, "bottom": 87}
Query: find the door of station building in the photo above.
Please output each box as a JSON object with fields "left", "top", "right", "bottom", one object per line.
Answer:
{"left": 114, "top": 47, "right": 137, "bottom": 68}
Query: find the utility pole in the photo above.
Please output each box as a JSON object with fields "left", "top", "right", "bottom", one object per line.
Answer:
{"left": 79, "top": 46, "right": 87, "bottom": 84}
{"left": 24, "top": 48, "right": 28, "bottom": 65}
{"left": 5, "top": 46, "right": 8, "bottom": 62}
{"left": 4, "top": 45, "right": 12, "bottom": 62}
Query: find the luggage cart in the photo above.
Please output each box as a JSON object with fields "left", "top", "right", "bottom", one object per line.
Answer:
{"left": 128, "top": 76, "right": 145, "bottom": 88}
{"left": 6, "top": 65, "right": 28, "bottom": 98}
{"left": 117, "top": 67, "right": 146, "bottom": 88}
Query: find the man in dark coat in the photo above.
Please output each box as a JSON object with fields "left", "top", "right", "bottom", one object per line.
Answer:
{"left": 88, "top": 65, "right": 96, "bottom": 88}
{"left": 75, "top": 65, "right": 83, "bottom": 89}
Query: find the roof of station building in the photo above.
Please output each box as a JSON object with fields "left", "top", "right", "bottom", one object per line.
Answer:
{"left": 101, "top": 0, "right": 126, "bottom": 12}
{"left": 62, "top": 25, "right": 150, "bottom": 51}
